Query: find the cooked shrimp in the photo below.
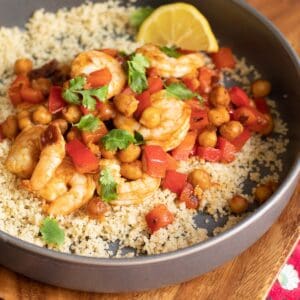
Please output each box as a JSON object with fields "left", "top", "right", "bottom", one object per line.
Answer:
{"left": 5, "top": 125, "right": 45, "bottom": 179}
{"left": 114, "top": 90, "right": 191, "bottom": 151}
{"left": 99, "top": 159, "right": 160, "bottom": 205}
{"left": 30, "top": 124, "right": 65, "bottom": 191}
{"left": 71, "top": 50, "right": 126, "bottom": 99}
{"left": 136, "top": 44, "right": 204, "bottom": 78}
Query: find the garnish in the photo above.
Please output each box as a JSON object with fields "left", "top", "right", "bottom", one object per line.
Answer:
{"left": 62, "top": 76, "right": 108, "bottom": 110}
{"left": 160, "top": 46, "right": 181, "bottom": 58}
{"left": 129, "top": 7, "right": 154, "bottom": 28}
{"left": 40, "top": 217, "right": 65, "bottom": 246}
{"left": 165, "top": 82, "right": 203, "bottom": 102}
{"left": 127, "top": 53, "right": 150, "bottom": 93}
{"left": 101, "top": 129, "right": 136, "bottom": 151}
{"left": 99, "top": 168, "right": 117, "bottom": 202}
{"left": 134, "top": 131, "right": 145, "bottom": 145}
{"left": 75, "top": 114, "right": 100, "bottom": 132}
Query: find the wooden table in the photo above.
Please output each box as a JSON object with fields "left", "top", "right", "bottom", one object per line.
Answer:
{"left": 1, "top": 1, "right": 299, "bottom": 299}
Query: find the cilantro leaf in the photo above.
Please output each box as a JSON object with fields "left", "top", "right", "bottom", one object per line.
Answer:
{"left": 134, "top": 131, "right": 145, "bottom": 145}
{"left": 101, "top": 129, "right": 136, "bottom": 151}
{"left": 40, "top": 217, "right": 65, "bottom": 246}
{"left": 128, "top": 54, "right": 150, "bottom": 93}
{"left": 129, "top": 7, "right": 154, "bottom": 28}
{"left": 62, "top": 76, "right": 108, "bottom": 110}
{"left": 99, "top": 168, "right": 117, "bottom": 202}
{"left": 166, "top": 82, "right": 203, "bottom": 102}
{"left": 75, "top": 114, "right": 100, "bottom": 132}
{"left": 160, "top": 46, "right": 181, "bottom": 58}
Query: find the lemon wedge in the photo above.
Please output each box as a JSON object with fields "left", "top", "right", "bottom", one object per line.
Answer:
{"left": 137, "top": 2, "right": 219, "bottom": 52}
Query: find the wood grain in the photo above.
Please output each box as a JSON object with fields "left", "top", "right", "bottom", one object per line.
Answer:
{"left": 0, "top": 1, "right": 299, "bottom": 299}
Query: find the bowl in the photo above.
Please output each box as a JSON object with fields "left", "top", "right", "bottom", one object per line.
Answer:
{"left": 0, "top": 0, "right": 299, "bottom": 293}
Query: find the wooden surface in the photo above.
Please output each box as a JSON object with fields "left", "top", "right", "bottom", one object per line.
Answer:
{"left": 1, "top": 1, "right": 300, "bottom": 299}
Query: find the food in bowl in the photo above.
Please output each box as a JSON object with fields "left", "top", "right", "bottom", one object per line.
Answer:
{"left": 0, "top": 2, "right": 288, "bottom": 257}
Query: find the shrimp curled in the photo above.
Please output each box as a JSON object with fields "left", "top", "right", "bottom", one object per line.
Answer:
{"left": 136, "top": 44, "right": 205, "bottom": 78}
{"left": 71, "top": 50, "right": 126, "bottom": 99}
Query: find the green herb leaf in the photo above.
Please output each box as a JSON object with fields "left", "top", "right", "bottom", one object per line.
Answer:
{"left": 129, "top": 7, "right": 154, "bottom": 28}
{"left": 40, "top": 217, "right": 65, "bottom": 246}
{"left": 62, "top": 76, "right": 108, "bottom": 110}
{"left": 165, "top": 82, "right": 203, "bottom": 102}
{"left": 101, "top": 129, "right": 136, "bottom": 151}
{"left": 134, "top": 131, "right": 145, "bottom": 145}
{"left": 75, "top": 114, "right": 100, "bottom": 132}
{"left": 160, "top": 46, "right": 181, "bottom": 58}
{"left": 128, "top": 53, "right": 150, "bottom": 93}
{"left": 99, "top": 168, "right": 117, "bottom": 202}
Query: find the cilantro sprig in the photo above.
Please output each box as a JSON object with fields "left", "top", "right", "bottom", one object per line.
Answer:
{"left": 101, "top": 129, "right": 136, "bottom": 151}
{"left": 165, "top": 82, "right": 203, "bottom": 102}
{"left": 160, "top": 46, "right": 181, "bottom": 58}
{"left": 62, "top": 76, "right": 108, "bottom": 111}
{"left": 127, "top": 53, "right": 150, "bottom": 93}
{"left": 75, "top": 114, "right": 100, "bottom": 132}
{"left": 129, "top": 7, "right": 154, "bottom": 28}
{"left": 40, "top": 217, "right": 65, "bottom": 246}
{"left": 99, "top": 168, "right": 117, "bottom": 202}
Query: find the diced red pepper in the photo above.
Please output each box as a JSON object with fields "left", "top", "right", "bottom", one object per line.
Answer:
{"left": 186, "top": 100, "right": 209, "bottom": 131}
{"left": 196, "top": 146, "right": 221, "bottom": 162}
{"left": 48, "top": 86, "right": 66, "bottom": 113}
{"left": 87, "top": 68, "right": 112, "bottom": 88}
{"left": 134, "top": 90, "right": 151, "bottom": 119}
{"left": 217, "top": 137, "right": 236, "bottom": 163}
{"left": 66, "top": 138, "right": 99, "bottom": 173}
{"left": 20, "top": 86, "right": 44, "bottom": 104}
{"left": 211, "top": 47, "right": 236, "bottom": 69}
{"left": 254, "top": 98, "right": 269, "bottom": 114}
{"left": 147, "top": 67, "right": 159, "bottom": 77}
{"left": 198, "top": 67, "right": 215, "bottom": 94}
{"left": 171, "top": 131, "right": 197, "bottom": 160}
{"left": 162, "top": 170, "right": 188, "bottom": 195}
{"left": 147, "top": 77, "right": 163, "bottom": 94}
{"left": 142, "top": 145, "right": 168, "bottom": 178}
{"left": 100, "top": 48, "right": 118, "bottom": 57}
{"left": 179, "top": 183, "right": 199, "bottom": 209}
{"left": 182, "top": 77, "right": 200, "bottom": 92}
{"left": 8, "top": 75, "right": 30, "bottom": 106}
{"left": 145, "top": 204, "right": 174, "bottom": 233}
{"left": 166, "top": 153, "right": 178, "bottom": 170}
{"left": 82, "top": 122, "right": 108, "bottom": 145}
{"left": 229, "top": 86, "right": 250, "bottom": 107}
{"left": 231, "top": 129, "right": 251, "bottom": 151}
{"left": 122, "top": 86, "right": 135, "bottom": 95}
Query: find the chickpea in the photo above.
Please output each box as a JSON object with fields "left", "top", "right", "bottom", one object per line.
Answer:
{"left": 113, "top": 94, "right": 138, "bottom": 117}
{"left": 208, "top": 106, "right": 230, "bottom": 127}
{"left": 234, "top": 107, "right": 257, "bottom": 126}
{"left": 31, "top": 78, "right": 52, "bottom": 96}
{"left": 32, "top": 105, "right": 52, "bottom": 125}
{"left": 251, "top": 79, "right": 271, "bottom": 98}
{"left": 198, "top": 127, "right": 217, "bottom": 148}
{"left": 255, "top": 184, "right": 273, "bottom": 204}
{"left": 113, "top": 116, "right": 136, "bottom": 134}
{"left": 140, "top": 107, "right": 161, "bottom": 128}
{"left": 188, "top": 169, "right": 212, "bottom": 190}
{"left": 209, "top": 85, "right": 230, "bottom": 107}
{"left": 229, "top": 195, "right": 249, "bottom": 214}
{"left": 117, "top": 144, "right": 141, "bottom": 163}
{"left": 97, "top": 102, "right": 116, "bottom": 121}
{"left": 257, "top": 113, "right": 273, "bottom": 136}
{"left": 62, "top": 105, "right": 82, "bottom": 123}
{"left": 220, "top": 121, "right": 244, "bottom": 141}
{"left": 1, "top": 115, "right": 19, "bottom": 139}
{"left": 17, "top": 110, "right": 32, "bottom": 130}
{"left": 86, "top": 197, "right": 109, "bottom": 220}
{"left": 14, "top": 58, "right": 33, "bottom": 75}
{"left": 51, "top": 119, "right": 68, "bottom": 134}
{"left": 66, "top": 127, "right": 81, "bottom": 142}
{"left": 120, "top": 161, "right": 143, "bottom": 180}
{"left": 99, "top": 143, "right": 116, "bottom": 159}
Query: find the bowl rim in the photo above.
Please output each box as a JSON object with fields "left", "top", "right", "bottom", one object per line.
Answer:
{"left": 0, "top": 0, "right": 299, "bottom": 267}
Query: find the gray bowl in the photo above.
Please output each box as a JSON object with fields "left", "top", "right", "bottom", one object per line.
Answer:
{"left": 0, "top": 0, "right": 299, "bottom": 293}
